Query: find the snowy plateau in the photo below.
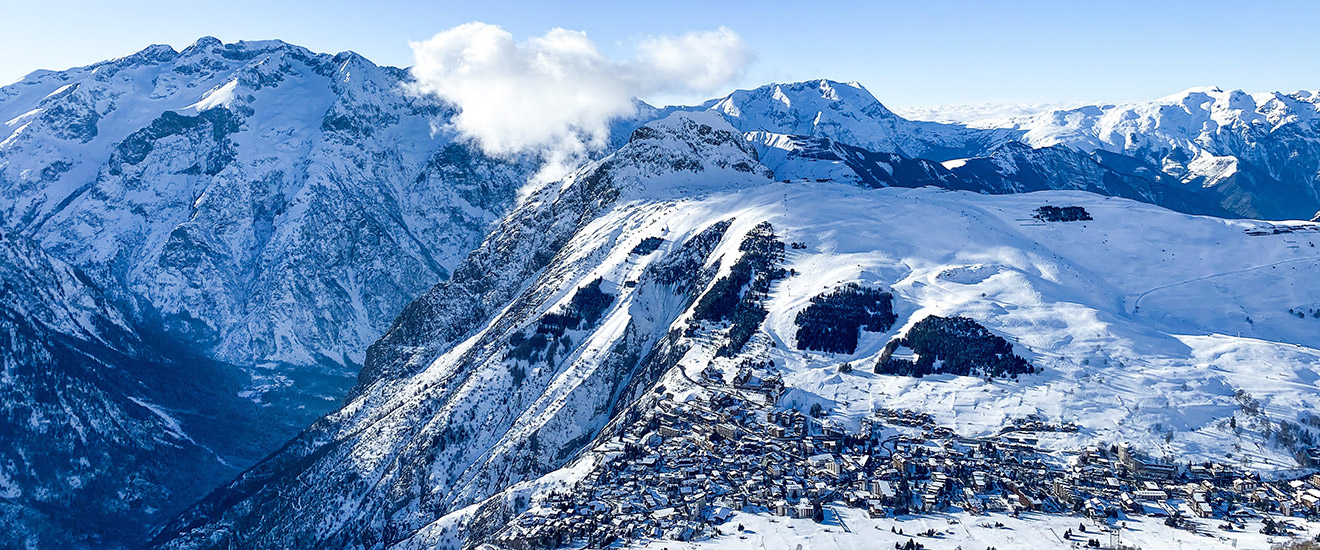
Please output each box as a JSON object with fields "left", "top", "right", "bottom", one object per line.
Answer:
{"left": 2, "top": 38, "right": 1320, "bottom": 550}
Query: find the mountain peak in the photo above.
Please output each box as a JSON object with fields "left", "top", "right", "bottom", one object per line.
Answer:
{"left": 180, "top": 36, "right": 223, "bottom": 56}
{"left": 749, "top": 78, "right": 893, "bottom": 113}
{"left": 705, "top": 78, "right": 1004, "bottom": 161}
{"left": 1157, "top": 85, "right": 1229, "bottom": 102}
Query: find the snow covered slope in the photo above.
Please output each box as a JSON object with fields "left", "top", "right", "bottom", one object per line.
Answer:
{"left": 150, "top": 112, "right": 1320, "bottom": 549}
{"left": 6, "top": 39, "right": 1320, "bottom": 549}
{"left": 0, "top": 37, "right": 533, "bottom": 392}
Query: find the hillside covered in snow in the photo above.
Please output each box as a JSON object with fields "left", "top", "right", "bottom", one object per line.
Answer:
{"left": 149, "top": 112, "right": 1320, "bottom": 550}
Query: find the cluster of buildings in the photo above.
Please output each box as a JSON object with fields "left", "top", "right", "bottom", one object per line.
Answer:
{"left": 489, "top": 366, "right": 1320, "bottom": 548}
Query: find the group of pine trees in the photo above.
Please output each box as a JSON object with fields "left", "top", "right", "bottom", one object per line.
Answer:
{"left": 1034, "top": 205, "right": 1092, "bottom": 222}
{"left": 629, "top": 236, "right": 664, "bottom": 256}
{"left": 793, "top": 283, "right": 897, "bottom": 354}
{"left": 507, "top": 278, "right": 615, "bottom": 370}
{"left": 875, "top": 315, "right": 1033, "bottom": 378}
{"left": 691, "top": 221, "right": 786, "bottom": 357}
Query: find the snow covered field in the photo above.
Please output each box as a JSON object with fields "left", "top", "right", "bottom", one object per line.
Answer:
{"left": 628, "top": 507, "right": 1319, "bottom": 550}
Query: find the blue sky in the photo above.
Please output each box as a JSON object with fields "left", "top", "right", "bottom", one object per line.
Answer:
{"left": 3, "top": 0, "right": 1317, "bottom": 108}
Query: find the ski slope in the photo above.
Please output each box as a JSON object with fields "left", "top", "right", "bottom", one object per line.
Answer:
{"left": 621, "top": 181, "right": 1320, "bottom": 473}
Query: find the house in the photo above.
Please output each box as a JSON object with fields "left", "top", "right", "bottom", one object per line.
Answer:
{"left": 1190, "top": 492, "right": 1212, "bottom": 518}
{"left": 867, "top": 499, "right": 886, "bottom": 518}
{"left": 808, "top": 454, "right": 841, "bottom": 478}
{"left": 793, "top": 499, "right": 816, "bottom": 520}
{"left": 1005, "top": 481, "right": 1039, "bottom": 511}
{"left": 715, "top": 423, "right": 740, "bottom": 440}
{"left": 870, "top": 479, "right": 897, "bottom": 501}
{"left": 972, "top": 471, "right": 988, "bottom": 492}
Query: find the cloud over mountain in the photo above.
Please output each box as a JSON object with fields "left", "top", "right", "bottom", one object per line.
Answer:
{"left": 408, "top": 22, "right": 751, "bottom": 179}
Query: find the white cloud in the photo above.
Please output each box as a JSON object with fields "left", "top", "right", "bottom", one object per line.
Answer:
{"left": 408, "top": 22, "right": 751, "bottom": 180}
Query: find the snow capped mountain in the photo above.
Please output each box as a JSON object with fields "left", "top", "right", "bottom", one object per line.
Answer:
{"left": 151, "top": 111, "right": 773, "bottom": 549}
{"left": 0, "top": 37, "right": 538, "bottom": 548}
{"left": 704, "top": 79, "right": 1012, "bottom": 162}
{"left": 6, "top": 36, "right": 1320, "bottom": 550}
{"left": 149, "top": 112, "right": 1320, "bottom": 549}
{"left": 743, "top": 122, "right": 1228, "bottom": 218}
{"left": 0, "top": 36, "right": 533, "bottom": 390}
{"left": 735, "top": 81, "right": 1320, "bottom": 221}
{"left": 988, "top": 87, "right": 1320, "bottom": 219}
{"left": 943, "top": 141, "right": 1232, "bottom": 216}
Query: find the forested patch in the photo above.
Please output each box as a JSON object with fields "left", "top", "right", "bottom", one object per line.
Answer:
{"left": 691, "top": 222, "right": 786, "bottom": 357}
{"left": 507, "top": 278, "right": 615, "bottom": 368}
{"left": 875, "top": 315, "right": 1032, "bottom": 378}
{"left": 629, "top": 237, "right": 664, "bottom": 256}
{"left": 1034, "top": 205, "right": 1092, "bottom": 222}
{"left": 649, "top": 221, "right": 731, "bottom": 288}
{"left": 793, "top": 283, "right": 896, "bottom": 354}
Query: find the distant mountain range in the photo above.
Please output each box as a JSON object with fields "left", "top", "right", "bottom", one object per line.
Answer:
{"left": 1, "top": 38, "right": 1318, "bottom": 548}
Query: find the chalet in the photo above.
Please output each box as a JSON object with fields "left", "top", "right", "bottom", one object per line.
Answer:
{"left": 867, "top": 499, "right": 886, "bottom": 518}
{"left": 1005, "top": 481, "right": 1039, "bottom": 511}
{"left": 1190, "top": 492, "right": 1212, "bottom": 518}
{"left": 1298, "top": 489, "right": 1320, "bottom": 512}
{"left": 1085, "top": 498, "right": 1109, "bottom": 519}
{"left": 972, "top": 471, "right": 988, "bottom": 492}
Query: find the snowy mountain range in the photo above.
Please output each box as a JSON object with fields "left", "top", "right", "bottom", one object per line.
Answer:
{"left": 2, "top": 38, "right": 1319, "bottom": 549}
{"left": 967, "top": 86, "right": 1320, "bottom": 219}
{"left": 0, "top": 36, "right": 532, "bottom": 384}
